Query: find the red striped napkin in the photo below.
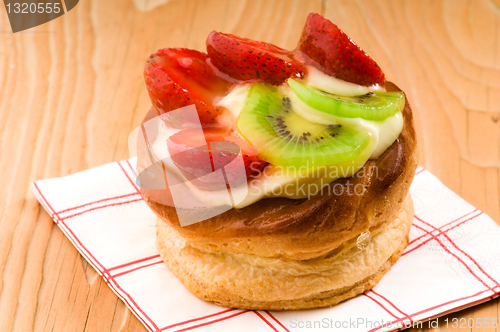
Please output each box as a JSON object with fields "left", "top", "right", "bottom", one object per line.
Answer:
{"left": 31, "top": 159, "right": 500, "bottom": 332}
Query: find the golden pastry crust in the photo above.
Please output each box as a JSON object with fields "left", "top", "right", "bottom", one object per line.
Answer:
{"left": 140, "top": 82, "right": 418, "bottom": 261}
{"left": 156, "top": 194, "right": 413, "bottom": 310}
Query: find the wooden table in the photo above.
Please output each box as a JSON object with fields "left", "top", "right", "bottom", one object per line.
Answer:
{"left": 1, "top": 0, "right": 499, "bottom": 331}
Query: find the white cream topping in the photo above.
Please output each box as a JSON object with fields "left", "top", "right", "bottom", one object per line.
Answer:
{"left": 148, "top": 73, "right": 403, "bottom": 209}
{"left": 149, "top": 126, "right": 375, "bottom": 208}
{"left": 305, "top": 66, "right": 385, "bottom": 96}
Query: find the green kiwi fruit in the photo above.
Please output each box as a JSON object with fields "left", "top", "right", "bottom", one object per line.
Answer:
{"left": 236, "top": 84, "right": 370, "bottom": 168}
{"left": 288, "top": 79, "right": 404, "bottom": 121}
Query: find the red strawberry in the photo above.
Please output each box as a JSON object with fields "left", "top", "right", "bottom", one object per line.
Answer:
{"left": 296, "top": 13, "right": 385, "bottom": 86}
{"left": 206, "top": 31, "right": 305, "bottom": 85}
{"left": 144, "top": 48, "right": 231, "bottom": 124}
{"left": 167, "top": 127, "right": 268, "bottom": 190}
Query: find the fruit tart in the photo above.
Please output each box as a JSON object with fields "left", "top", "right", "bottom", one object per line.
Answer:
{"left": 136, "top": 13, "right": 418, "bottom": 310}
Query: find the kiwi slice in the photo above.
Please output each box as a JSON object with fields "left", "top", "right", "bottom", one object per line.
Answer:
{"left": 288, "top": 79, "right": 405, "bottom": 121}
{"left": 236, "top": 84, "right": 370, "bottom": 168}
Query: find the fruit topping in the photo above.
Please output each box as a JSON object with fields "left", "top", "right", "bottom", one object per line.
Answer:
{"left": 144, "top": 48, "right": 231, "bottom": 124}
{"left": 296, "top": 13, "right": 385, "bottom": 86}
{"left": 206, "top": 31, "right": 305, "bottom": 85}
{"left": 236, "top": 84, "right": 370, "bottom": 168}
{"left": 288, "top": 79, "right": 404, "bottom": 121}
{"left": 167, "top": 127, "right": 268, "bottom": 190}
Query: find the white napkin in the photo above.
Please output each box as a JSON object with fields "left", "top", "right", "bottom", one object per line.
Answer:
{"left": 31, "top": 159, "right": 500, "bottom": 332}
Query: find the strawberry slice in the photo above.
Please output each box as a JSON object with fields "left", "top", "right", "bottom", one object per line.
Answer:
{"left": 296, "top": 13, "right": 385, "bottom": 86}
{"left": 206, "top": 31, "right": 305, "bottom": 85}
{"left": 167, "top": 127, "right": 268, "bottom": 190}
{"left": 144, "top": 48, "right": 231, "bottom": 124}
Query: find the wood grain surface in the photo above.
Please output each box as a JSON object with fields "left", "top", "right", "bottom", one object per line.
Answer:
{"left": 0, "top": 0, "right": 499, "bottom": 331}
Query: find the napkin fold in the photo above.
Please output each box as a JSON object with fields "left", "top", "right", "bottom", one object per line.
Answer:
{"left": 31, "top": 158, "right": 500, "bottom": 332}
